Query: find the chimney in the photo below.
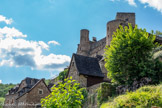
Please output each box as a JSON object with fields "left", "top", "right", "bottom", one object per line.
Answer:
{"left": 93, "top": 37, "right": 97, "bottom": 42}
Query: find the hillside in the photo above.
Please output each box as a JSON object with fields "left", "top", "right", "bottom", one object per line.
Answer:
{"left": 0, "top": 83, "right": 16, "bottom": 97}
{"left": 101, "top": 84, "right": 162, "bottom": 108}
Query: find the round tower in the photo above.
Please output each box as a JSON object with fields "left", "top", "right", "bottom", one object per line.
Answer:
{"left": 77, "top": 29, "right": 90, "bottom": 56}
{"left": 106, "top": 20, "right": 125, "bottom": 46}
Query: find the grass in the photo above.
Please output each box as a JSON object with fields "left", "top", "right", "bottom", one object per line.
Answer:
{"left": 101, "top": 84, "right": 162, "bottom": 108}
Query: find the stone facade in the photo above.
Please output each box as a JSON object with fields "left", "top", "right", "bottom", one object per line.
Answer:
{"left": 4, "top": 78, "right": 50, "bottom": 108}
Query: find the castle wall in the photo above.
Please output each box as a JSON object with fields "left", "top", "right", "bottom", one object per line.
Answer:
{"left": 116, "top": 12, "right": 135, "bottom": 27}
{"left": 99, "top": 59, "right": 110, "bottom": 81}
{"left": 89, "top": 37, "right": 106, "bottom": 57}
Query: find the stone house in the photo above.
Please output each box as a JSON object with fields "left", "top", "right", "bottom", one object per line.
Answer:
{"left": 4, "top": 77, "right": 50, "bottom": 108}
{"left": 67, "top": 12, "right": 162, "bottom": 87}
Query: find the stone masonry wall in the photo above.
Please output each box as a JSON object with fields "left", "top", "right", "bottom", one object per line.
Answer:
{"left": 3, "top": 94, "right": 18, "bottom": 108}
{"left": 17, "top": 80, "right": 50, "bottom": 108}
{"left": 89, "top": 37, "right": 106, "bottom": 57}
{"left": 68, "top": 58, "right": 87, "bottom": 87}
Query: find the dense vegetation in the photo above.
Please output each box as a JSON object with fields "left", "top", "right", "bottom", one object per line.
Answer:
{"left": 105, "top": 24, "right": 161, "bottom": 85}
{"left": 101, "top": 84, "right": 162, "bottom": 108}
{"left": 41, "top": 77, "right": 87, "bottom": 108}
{"left": 155, "top": 30, "right": 162, "bottom": 36}
{"left": 0, "top": 97, "right": 5, "bottom": 108}
{"left": 0, "top": 83, "right": 15, "bottom": 97}
{"left": 0, "top": 84, "right": 15, "bottom": 108}
{"left": 58, "top": 69, "right": 68, "bottom": 81}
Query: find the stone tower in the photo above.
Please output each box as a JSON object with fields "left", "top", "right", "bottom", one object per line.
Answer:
{"left": 77, "top": 29, "right": 90, "bottom": 56}
{"left": 106, "top": 12, "right": 135, "bottom": 46}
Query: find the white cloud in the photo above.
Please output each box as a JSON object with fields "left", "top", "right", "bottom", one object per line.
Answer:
{"left": 111, "top": 0, "right": 162, "bottom": 13}
{"left": 139, "top": 0, "right": 162, "bottom": 13}
{"left": 0, "top": 15, "right": 13, "bottom": 24}
{"left": 0, "top": 80, "right": 2, "bottom": 84}
{"left": 0, "top": 27, "right": 70, "bottom": 71}
{"left": 0, "top": 26, "right": 27, "bottom": 38}
{"left": 48, "top": 40, "right": 60, "bottom": 45}
{"left": 39, "top": 41, "right": 49, "bottom": 50}
{"left": 126, "top": 0, "right": 137, "bottom": 6}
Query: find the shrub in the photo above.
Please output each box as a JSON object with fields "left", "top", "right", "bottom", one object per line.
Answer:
{"left": 97, "top": 82, "right": 116, "bottom": 106}
{"left": 41, "top": 77, "right": 85, "bottom": 108}
{"left": 0, "top": 97, "right": 4, "bottom": 108}
{"left": 101, "top": 84, "right": 162, "bottom": 108}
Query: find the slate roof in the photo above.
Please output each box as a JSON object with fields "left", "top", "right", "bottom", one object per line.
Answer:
{"left": 73, "top": 54, "right": 104, "bottom": 77}
{"left": 7, "top": 77, "right": 39, "bottom": 97}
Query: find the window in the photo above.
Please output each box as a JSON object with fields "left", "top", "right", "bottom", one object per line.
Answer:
{"left": 35, "top": 104, "right": 41, "bottom": 108}
{"left": 72, "top": 62, "right": 74, "bottom": 66}
{"left": 125, "top": 18, "right": 129, "bottom": 21}
{"left": 38, "top": 89, "right": 43, "bottom": 95}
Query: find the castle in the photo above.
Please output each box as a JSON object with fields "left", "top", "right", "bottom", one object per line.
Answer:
{"left": 66, "top": 12, "right": 162, "bottom": 87}
{"left": 4, "top": 12, "right": 162, "bottom": 108}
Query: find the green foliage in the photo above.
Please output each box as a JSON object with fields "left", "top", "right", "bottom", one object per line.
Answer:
{"left": 105, "top": 24, "right": 160, "bottom": 85}
{"left": 155, "top": 30, "right": 162, "bottom": 36}
{"left": 45, "top": 79, "right": 50, "bottom": 85}
{"left": 41, "top": 77, "right": 85, "bottom": 108}
{"left": 101, "top": 84, "right": 162, "bottom": 108}
{"left": 152, "top": 46, "right": 162, "bottom": 82}
{"left": 0, "top": 97, "right": 5, "bottom": 108}
{"left": 58, "top": 69, "right": 68, "bottom": 81}
{"left": 0, "top": 83, "right": 15, "bottom": 97}
{"left": 97, "top": 83, "right": 116, "bottom": 106}
{"left": 80, "top": 88, "right": 88, "bottom": 104}
{"left": 153, "top": 46, "right": 162, "bottom": 60}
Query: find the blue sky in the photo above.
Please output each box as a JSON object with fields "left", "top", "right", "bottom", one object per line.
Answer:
{"left": 0, "top": 0, "right": 162, "bottom": 84}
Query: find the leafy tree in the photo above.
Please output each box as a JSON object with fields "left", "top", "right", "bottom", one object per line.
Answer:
{"left": 152, "top": 46, "right": 162, "bottom": 82}
{"left": 45, "top": 79, "right": 50, "bottom": 85}
{"left": 41, "top": 77, "right": 85, "bottom": 108}
{"left": 0, "top": 83, "right": 15, "bottom": 97}
{"left": 155, "top": 30, "right": 162, "bottom": 36}
{"left": 58, "top": 69, "right": 68, "bottom": 81}
{"left": 105, "top": 24, "right": 160, "bottom": 85}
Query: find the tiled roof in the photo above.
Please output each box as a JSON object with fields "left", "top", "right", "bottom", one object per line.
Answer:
{"left": 73, "top": 54, "right": 104, "bottom": 77}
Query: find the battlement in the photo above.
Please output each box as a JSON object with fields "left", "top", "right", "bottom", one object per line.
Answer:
{"left": 116, "top": 12, "right": 135, "bottom": 27}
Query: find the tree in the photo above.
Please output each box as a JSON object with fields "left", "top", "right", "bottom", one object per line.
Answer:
{"left": 105, "top": 24, "right": 160, "bottom": 85}
{"left": 58, "top": 69, "right": 68, "bottom": 81}
{"left": 155, "top": 30, "right": 162, "bottom": 36}
{"left": 41, "top": 77, "right": 85, "bottom": 108}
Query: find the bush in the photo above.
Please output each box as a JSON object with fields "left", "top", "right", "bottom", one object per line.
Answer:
{"left": 101, "top": 84, "right": 162, "bottom": 108}
{"left": 105, "top": 24, "right": 160, "bottom": 85}
{"left": 97, "top": 83, "right": 116, "bottom": 106}
{"left": 41, "top": 77, "right": 85, "bottom": 108}
{"left": 0, "top": 97, "right": 4, "bottom": 108}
